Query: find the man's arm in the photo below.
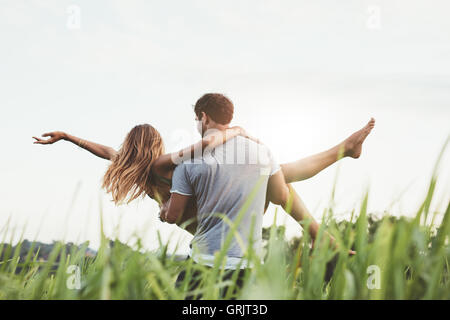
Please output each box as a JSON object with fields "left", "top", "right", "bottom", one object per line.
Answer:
{"left": 162, "top": 163, "right": 194, "bottom": 224}
{"left": 161, "top": 193, "right": 192, "bottom": 224}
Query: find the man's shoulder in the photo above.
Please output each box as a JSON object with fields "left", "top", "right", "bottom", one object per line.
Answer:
{"left": 180, "top": 158, "right": 206, "bottom": 166}
{"left": 177, "top": 158, "right": 208, "bottom": 174}
{"left": 236, "top": 136, "right": 272, "bottom": 156}
{"left": 225, "top": 135, "right": 268, "bottom": 152}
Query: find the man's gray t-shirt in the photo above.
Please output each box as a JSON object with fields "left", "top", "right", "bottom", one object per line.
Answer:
{"left": 170, "top": 136, "right": 280, "bottom": 269}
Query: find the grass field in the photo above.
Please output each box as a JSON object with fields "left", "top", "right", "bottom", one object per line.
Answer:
{"left": 0, "top": 141, "right": 449, "bottom": 300}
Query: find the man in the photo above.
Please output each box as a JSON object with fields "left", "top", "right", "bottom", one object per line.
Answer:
{"left": 160, "top": 93, "right": 314, "bottom": 298}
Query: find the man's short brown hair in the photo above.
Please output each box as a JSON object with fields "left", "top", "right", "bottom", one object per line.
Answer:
{"left": 194, "top": 93, "right": 234, "bottom": 125}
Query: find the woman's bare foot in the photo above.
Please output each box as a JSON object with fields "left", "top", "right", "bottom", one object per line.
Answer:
{"left": 343, "top": 118, "right": 375, "bottom": 158}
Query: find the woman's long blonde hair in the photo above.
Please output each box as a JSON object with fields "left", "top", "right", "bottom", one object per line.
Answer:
{"left": 102, "top": 124, "right": 165, "bottom": 205}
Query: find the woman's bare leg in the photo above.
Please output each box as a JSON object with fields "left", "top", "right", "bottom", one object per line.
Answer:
{"left": 281, "top": 118, "right": 375, "bottom": 183}
{"left": 287, "top": 184, "right": 320, "bottom": 240}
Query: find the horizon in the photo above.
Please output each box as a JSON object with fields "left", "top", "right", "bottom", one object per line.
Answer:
{"left": 1, "top": 0, "right": 449, "bottom": 254}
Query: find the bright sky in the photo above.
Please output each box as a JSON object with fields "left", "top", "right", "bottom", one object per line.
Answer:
{"left": 1, "top": 0, "right": 449, "bottom": 253}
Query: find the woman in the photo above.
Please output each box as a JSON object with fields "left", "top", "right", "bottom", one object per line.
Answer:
{"left": 32, "top": 118, "right": 375, "bottom": 237}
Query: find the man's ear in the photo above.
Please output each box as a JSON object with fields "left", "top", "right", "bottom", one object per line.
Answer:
{"left": 201, "top": 112, "right": 209, "bottom": 125}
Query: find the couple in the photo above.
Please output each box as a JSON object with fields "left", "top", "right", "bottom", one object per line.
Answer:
{"left": 33, "top": 93, "right": 375, "bottom": 297}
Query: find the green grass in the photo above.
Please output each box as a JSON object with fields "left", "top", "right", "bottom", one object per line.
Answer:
{"left": 0, "top": 139, "right": 449, "bottom": 300}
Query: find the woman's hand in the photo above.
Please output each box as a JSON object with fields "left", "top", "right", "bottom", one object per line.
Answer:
{"left": 33, "top": 131, "right": 66, "bottom": 145}
{"left": 33, "top": 131, "right": 116, "bottom": 160}
{"left": 231, "top": 126, "right": 262, "bottom": 145}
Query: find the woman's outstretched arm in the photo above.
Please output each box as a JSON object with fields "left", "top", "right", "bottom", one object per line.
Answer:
{"left": 281, "top": 118, "right": 375, "bottom": 183}
{"left": 33, "top": 131, "right": 117, "bottom": 161}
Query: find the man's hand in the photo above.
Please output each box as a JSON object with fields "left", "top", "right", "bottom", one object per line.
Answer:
{"left": 159, "top": 200, "right": 169, "bottom": 222}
